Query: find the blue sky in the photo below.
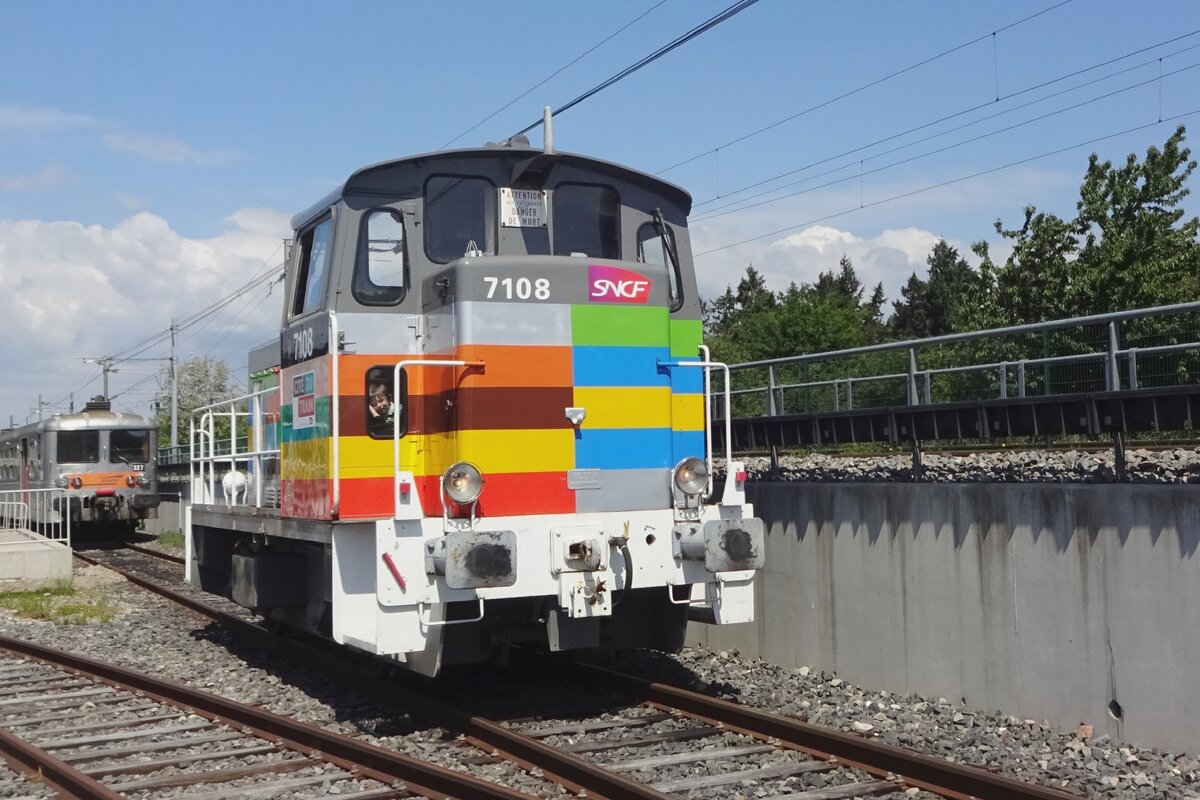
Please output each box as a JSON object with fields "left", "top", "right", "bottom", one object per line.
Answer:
{"left": 1, "top": 0, "right": 1198, "bottom": 422}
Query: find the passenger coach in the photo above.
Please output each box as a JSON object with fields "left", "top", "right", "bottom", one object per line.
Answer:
{"left": 188, "top": 129, "right": 764, "bottom": 676}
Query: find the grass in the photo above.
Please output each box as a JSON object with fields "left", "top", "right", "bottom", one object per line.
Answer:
{"left": 156, "top": 531, "right": 184, "bottom": 549}
{"left": 0, "top": 580, "right": 118, "bottom": 624}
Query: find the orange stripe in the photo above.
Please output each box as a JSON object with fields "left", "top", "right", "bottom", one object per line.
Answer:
{"left": 66, "top": 471, "right": 138, "bottom": 489}
{"left": 452, "top": 344, "right": 573, "bottom": 388}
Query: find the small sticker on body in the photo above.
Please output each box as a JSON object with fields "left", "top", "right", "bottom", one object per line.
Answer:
{"left": 567, "top": 469, "right": 602, "bottom": 490}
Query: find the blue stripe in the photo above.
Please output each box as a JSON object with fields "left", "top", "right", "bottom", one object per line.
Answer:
{"left": 668, "top": 361, "right": 704, "bottom": 394}
{"left": 672, "top": 430, "right": 706, "bottom": 463}
{"left": 573, "top": 346, "right": 671, "bottom": 387}
{"left": 575, "top": 428, "right": 674, "bottom": 470}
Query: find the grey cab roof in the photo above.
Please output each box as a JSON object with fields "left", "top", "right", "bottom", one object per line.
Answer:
{"left": 44, "top": 408, "right": 154, "bottom": 432}
{"left": 290, "top": 146, "right": 693, "bottom": 231}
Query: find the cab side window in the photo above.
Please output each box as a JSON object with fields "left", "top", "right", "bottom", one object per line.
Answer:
{"left": 366, "top": 366, "right": 408, "bottom": 440}
{"left": 552, "top": 183, "right": 619, "bottom": 259}
{"left": 637, "top": 222, "right": 682, "bottom": 310}
{"left": 292, "top": 217, "right": 332, "bottom": 317}
{"left": 354, "top": 209, "right": 407, "bottom": 305}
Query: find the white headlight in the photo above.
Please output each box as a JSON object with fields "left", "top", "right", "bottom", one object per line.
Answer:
{"left": 443, "top": 461, "right": 484, "bottom": 504}
{"left": 673, "top": 457, "right": 709, "bottom": 496}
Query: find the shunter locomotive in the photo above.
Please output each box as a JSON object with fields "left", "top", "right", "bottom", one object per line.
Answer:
{"left": 0, "top": 397, "right": 160, "bottom": 531}
{"left": 187, "top": 126, "right": 764, "bottom": 676}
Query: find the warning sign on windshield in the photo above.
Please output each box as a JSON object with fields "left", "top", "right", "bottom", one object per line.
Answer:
{"left": 500, "top": 188, "right": 547, "bottom": 228}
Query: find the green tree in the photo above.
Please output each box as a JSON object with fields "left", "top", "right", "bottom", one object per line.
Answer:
{"left": 155, "top": 357, "right": 235, "bottom": 449}
{"left": 1070, "top": 125, "right": 1200, "bottom": 314}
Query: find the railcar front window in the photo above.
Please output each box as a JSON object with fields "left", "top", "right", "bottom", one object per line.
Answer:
{"left": 292, "top": 217, "right": 332, "bottom": 317}
{"left": 552, "top": 184, "right": 619, "bottom": 259}
{"left": 110, "top": 430, "right": 150, "bottom": 464}
{"left": 353, "top": 209, "right": 407, "bottom": 305}
{"left": 425, "top": 177, "right": 495, "bottom": 263}
{"left": 58, "top": 431, "right": 99, "bottom": 463}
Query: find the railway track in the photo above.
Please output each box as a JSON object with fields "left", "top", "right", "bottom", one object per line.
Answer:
{"left": 64, "top": 544, "right": 1084, "bottom": 800}
{"left": 0, "top": 636, "right": 533, "bottom": 800}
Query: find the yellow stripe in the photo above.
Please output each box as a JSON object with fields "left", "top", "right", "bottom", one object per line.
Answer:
{"left": 337, "top": 434, "right": 451, "bottom": 479}
{"left": 672, "top": 393, "right": 705, "bottom": 431}
{"left": 281, "top": 439, "right": 332, "bottom": 481}
{"left": 574, "top": 387, "right": 671, "bottom": 429}
{"left": 454, "top": 429, "right": 574, "bottom": 474}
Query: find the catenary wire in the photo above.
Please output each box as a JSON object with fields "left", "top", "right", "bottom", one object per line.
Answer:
{"left": 439, "top": 0, "right": 671, "bottom": 149}
{"left": 512, "top": 0, "right": 762, "bottom": 138}
{"left": 657, "top": 0, "right": 1076, "bottom": 175}
{"left": 691, "top": 32, "right": 1200, "bottom": 214}
{"left": 692, "top": 109, "right": 1200, "bottom": 257}
{"left": 692, "top": 61, "right": 1200, "bottom": 222}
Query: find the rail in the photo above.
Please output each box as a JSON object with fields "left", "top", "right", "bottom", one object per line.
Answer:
{"left": 718, "top": 301, "right": 1200, "bottom": 419}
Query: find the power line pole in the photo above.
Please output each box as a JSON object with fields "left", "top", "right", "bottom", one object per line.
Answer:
{"left": 170, "top": 318, "right": 179, "bottom": 449}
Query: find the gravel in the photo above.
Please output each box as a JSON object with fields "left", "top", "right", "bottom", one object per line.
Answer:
{"left": 732, "top": 446, "right": 1200, "bottom": 484}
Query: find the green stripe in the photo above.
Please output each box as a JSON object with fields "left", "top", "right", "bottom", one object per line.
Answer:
{"left": 280, "top": 397, "right": 331, "bottom": 443}
{"left": 571, "top": 305, "right": 669, "bottom": 347}
{"left": 669, "top": 318, "right": 704, "bottom": 358}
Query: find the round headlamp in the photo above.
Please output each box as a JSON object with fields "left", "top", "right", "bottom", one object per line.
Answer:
{"left": 126, "top": 475, "right": 137, "bottom": 487}
{"left": 443, "top": 461, "right": 484, "bottom": 504}
{"left": 55, "top": 475, "right": 68, "bottom": 488}
{"left": 138, "top": 472, "right": 150, "bottom": 487}
{"left": 673, "top": 457, "right": 709, "bottom": 496}
{"left": 69, "top": 476, "right": 82, "bottom": 489}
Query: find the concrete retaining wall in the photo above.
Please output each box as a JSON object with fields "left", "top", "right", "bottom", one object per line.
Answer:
{"left": 687, "top": 483, "right": 1200, "bottom": 754}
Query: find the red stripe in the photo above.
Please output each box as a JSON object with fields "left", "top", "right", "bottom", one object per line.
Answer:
{"left": 282, "top": 478, "right": 334, "bottom": 519}
{"left": 337, "top": 472, "right": 575, "bottom": 519}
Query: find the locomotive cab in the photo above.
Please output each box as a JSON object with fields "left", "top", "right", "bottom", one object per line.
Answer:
{"left": 187, "top": 135, "right": 763, "bottom": 676}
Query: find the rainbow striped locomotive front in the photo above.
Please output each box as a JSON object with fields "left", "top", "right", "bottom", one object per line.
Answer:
{"left": 188, "top": 134, "right": 763, "bottom": 676}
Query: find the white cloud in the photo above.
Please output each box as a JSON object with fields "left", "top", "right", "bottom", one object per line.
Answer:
{"left": 113, "top": 193, "right": 144, "bottom": 211}
{"left": 0, "top": 162, "right": 69, "bottom": 191}
{"left": 103, "top": 133, "right": 241, "bottom": 165}
{"left": 689, "top": 166, "right": 1074, "bottom": 306}
{"left": 0, "top": 104, "right": 97, "bottom": 133}
{"left": 0, "top": 209, "right": 290, "bottom": 421}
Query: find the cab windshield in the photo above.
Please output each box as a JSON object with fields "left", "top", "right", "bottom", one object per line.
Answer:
{"left": 58, "top": 431, "right": 100, "bottom": 463}
{"left": 110, "top": 430, "right": 151, "bottom": 463}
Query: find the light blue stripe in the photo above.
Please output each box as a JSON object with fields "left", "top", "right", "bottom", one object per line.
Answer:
{"left": 573, "top": 346, "right": 670, "bottom": 387}
{"left": 575, "top": 428, "right": 674, "bottom": 470}
{"left": 668, "top": 359, "right": 704, "bottom": 394}
{"left": 672, "top": 430, "right": 706, "bottom": 464}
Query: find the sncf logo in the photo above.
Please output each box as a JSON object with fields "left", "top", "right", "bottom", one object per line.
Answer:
{"left": 588, "top": 265, "right": 651, "bottom": 304}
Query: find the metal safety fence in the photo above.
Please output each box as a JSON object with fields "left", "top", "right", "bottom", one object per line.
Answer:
{"left": 0, "top": 488, "right": 71, "bottom": 547}
{"left": 191, "top": 387, "right": 281, "bottom": 509}
{"left": 718, "top": 301, "right": 1200, "bottom": 421}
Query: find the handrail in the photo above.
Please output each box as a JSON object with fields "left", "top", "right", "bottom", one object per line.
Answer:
{"left": 729, "top": 300, "right": 1200, "bottom": 372}
{"left": 718, "top": 301, "right": 1200, "bottom": 417}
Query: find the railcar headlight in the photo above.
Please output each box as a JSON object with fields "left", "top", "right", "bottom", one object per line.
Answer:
{"left": 443, "top": 461, "right": 484, "bottom": 504}
{"left": 125, "top": 475, "right": 137, "bottom": 487}
{"left": 69, "top": 476, "right": 82, "bottom": 489}
{"left": 138, "top": 473, "right": 149, "bottom": 487}
{"left": 673, "top": 457, "right": 709, "bottom": 496}
{"left": 55, "top": 475, "right": 68, "bottom": 488}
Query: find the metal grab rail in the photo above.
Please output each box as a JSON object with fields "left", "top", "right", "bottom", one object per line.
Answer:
{"left": 391, "top": 360, "right": 484, "bottom": 519}
{"left": 190, "top": 387, "right": 281, "bottom": 508}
